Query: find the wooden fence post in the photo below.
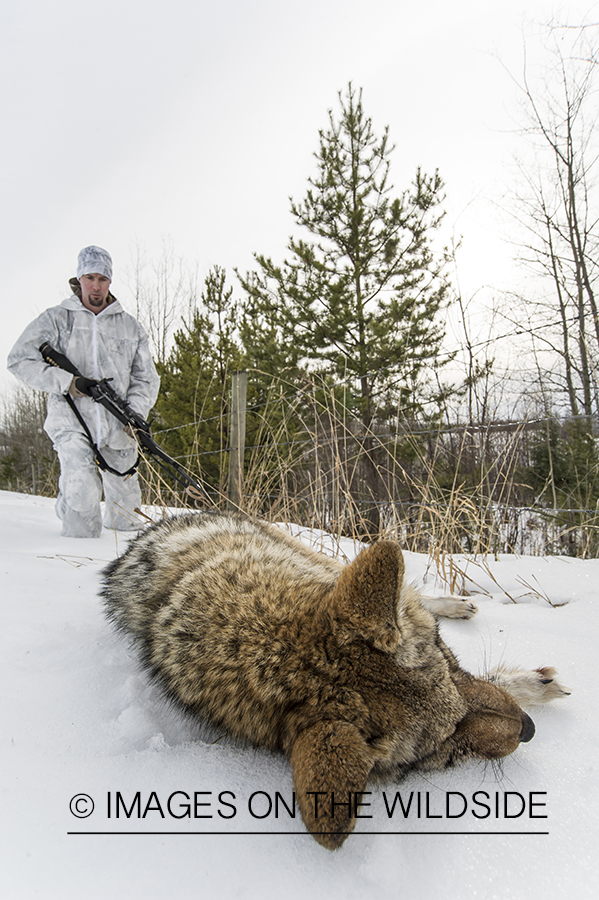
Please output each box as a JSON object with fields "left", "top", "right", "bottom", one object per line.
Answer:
{"left": 227, "top": 370, "right": 247, "bottom": 510}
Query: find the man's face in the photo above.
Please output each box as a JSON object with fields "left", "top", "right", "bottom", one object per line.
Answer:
{"left": 79, "top": 273, "right": 111, "bottom": 314}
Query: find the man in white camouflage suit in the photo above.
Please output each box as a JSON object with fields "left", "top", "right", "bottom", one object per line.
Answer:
{"left": 7, "top": 246, "right": 160, "bottom": 538}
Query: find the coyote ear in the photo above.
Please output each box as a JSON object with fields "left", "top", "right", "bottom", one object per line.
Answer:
{"left": 332, "top": 541, "right": 404, "bottom": 651}
{"left": 290, "top": 721, "right": 374, "bottom": 850}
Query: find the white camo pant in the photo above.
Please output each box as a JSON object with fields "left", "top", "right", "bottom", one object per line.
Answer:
{"left": 55, "top": 434, "right": 143, "bottom": 538}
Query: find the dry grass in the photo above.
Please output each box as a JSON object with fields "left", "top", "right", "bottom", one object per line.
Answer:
{"left": 3, "top": 369, "right": 595, "bottom": 606}
{"left": 133, "top": 371, "right": 572, "bottom": 601}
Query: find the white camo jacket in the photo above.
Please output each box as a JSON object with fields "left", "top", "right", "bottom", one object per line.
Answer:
{"left": 7, "top": 296, "right": 160, "bottom": 450}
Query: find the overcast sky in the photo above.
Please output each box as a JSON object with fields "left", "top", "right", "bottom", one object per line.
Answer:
{"left": 2, "top": 0, "right": 599, "bottom": 390}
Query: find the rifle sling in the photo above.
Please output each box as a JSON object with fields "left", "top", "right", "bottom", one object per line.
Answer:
{"left": 65, "top": 393, "right": 140, "bottom": 478}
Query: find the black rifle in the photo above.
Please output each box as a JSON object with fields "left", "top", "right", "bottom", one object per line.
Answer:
{"left": 39, "top": 342, "right": 209, "bottom": 502}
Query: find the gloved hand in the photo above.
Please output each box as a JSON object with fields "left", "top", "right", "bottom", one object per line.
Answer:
{"left": 68, "top": 375, "right": 98, "bottom": 398}
{"left": 125, "top": 422, "right": 152, "bottom": 439}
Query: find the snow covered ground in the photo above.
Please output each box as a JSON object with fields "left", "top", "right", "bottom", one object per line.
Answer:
{"left": 1, "top": 490, "right": 596, "bottom": 899}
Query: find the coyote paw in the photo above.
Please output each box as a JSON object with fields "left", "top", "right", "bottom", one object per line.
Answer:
{"left": 420, "top": 595, "right": 479, "bottom": 620}
{"left": 489, "top": 664, "right": 571, "bottom": 707}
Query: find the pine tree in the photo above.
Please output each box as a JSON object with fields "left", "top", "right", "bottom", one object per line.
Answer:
{"left": 239, "top": 83, "right": 451, "bottom": 432}
{"left": 153, "top": 267, "right": 243, "bottom": 493}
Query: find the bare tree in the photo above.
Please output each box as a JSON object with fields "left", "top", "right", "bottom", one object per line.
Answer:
{"left": 507, "top": 21, "right": 599, "bottom": 417}
{"left": 127, "top": 238, "right": 200, "bottom": 366}
{"left": 0, "top": 385, "right": 58, "bottom": 495}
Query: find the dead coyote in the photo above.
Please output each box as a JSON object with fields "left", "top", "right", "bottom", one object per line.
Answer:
{"left": 101, "top": 511, "right": 569, "bottom": 849}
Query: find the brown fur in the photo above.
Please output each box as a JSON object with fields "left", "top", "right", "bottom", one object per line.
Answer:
{"left": 101, "top": 511, "right": 551, "bottom": 850}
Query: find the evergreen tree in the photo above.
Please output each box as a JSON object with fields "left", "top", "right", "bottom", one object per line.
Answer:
{"left": 239, "top": 83, "right": 451, "bottom": 432}
{"left": 153, "top": 267, "right": 243, "bottom": 493}
{"left": 526, "top": 418, "right": 599, "bottom": 510}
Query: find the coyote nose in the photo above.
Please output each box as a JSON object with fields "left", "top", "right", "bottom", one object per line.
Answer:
{"left": 519, "top": 712, "right": 535, "bottom": 743}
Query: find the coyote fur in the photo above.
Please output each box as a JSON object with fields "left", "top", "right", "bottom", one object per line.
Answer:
{"left": 101, "top": 511, "right": 569, "bottom": 850}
